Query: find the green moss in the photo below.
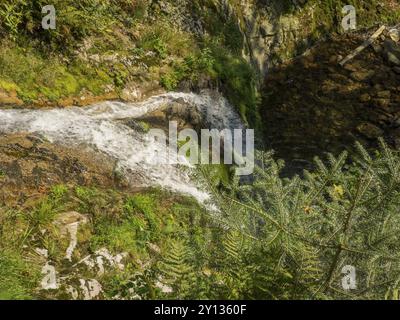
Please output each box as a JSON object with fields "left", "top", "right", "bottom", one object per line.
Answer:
{"left": 55, "top": 72, "right": 80, "bottom": 96}
{"left": 160, "top": 71, "right": 180, "bottom": 91}
{"left": 303, "top": 0, "right": 400, "bottom": 39}
{"left": 91, "top": 216, "right": 150, "bottom": 255}
{"left": 0, "top": 42, "right": 118, "bottom": 103}
{"left": 50, "top": 184, "right": 69, "bottom": 201}
{"left": 138, "top": 121, "right": 151, "bottom": 133}
{"left": 0, "top": 79, "right": 19, "bottom": 92}
{"left": 209, "top": 44, "right": 260, "bottom": 128}
{"left": 70, "top": 62, "right": 114, "bottom": 95}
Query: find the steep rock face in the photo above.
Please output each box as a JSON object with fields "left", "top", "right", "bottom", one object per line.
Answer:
{"left": 155, "top": 0, "right": 399, "bottom": 77}
{"left": 221, "top": 0, "right": 399, "bottom": 77}
{"left": 151, "top": 0, "right": 309, "bottom": 76}
{"left": 228, "top": 0, "right": 306, "bottom": 76}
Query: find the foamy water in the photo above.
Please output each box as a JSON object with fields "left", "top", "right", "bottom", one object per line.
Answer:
{"left": 0, "top": 91, "right": 243, "bottom": 206}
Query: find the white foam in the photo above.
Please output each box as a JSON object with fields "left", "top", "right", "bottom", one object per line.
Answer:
{"left": 0, "top": 91, "right": 243, "bottom": 206}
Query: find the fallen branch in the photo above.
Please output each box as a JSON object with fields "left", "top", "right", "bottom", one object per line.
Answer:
{"left": 339, "top": 25, "right": 386, "bottom": 66}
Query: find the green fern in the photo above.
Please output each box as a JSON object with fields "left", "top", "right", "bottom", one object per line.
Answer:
{"left": 208, "top": 141, "right": 400, "bottom": 299}
{"left": 157, "top": 240, "right": 197, "bottom": 298}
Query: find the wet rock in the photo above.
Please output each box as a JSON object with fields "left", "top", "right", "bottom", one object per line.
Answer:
{"left": 343, "top": 63, "right": 359, "bottom": 72}
{"left": 137, "top": 109, "right": 169, "bottom": 129}
{"left": 0, "top": 134, "right": 121, "bottom": 206}
{"left": 261, "top": 32, "right": 400, "bottom": 174}
{"left": 189, "top": 108, "right": 202, "bottom": 126}
{"left": 121, "top": 81, "right": 165, "bottom": 102}
{"left": 0, "top": 89, "right": 23, "bottom": 106}
{"left": 2, "top": 161, "right": 23, "bottom": 187}
{"left": 369, "top": 109, "right": 392, "bottom": 124}
{"left": 329, "top": 73, "right": 350, "bottom": 83}
{"left": 167, "top": 102, "right": 203, "bottom": 129}
{"left": 122, "top": 119, "right": 150, "bottom": 133}
{"left": 168, "top": 102, "right": 187, "bottom": 118}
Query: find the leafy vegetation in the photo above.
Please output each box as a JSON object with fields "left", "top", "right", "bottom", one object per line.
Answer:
{"left": 2, "top": 140, "right": 400, "bottom": 300}
{"left": 211, "top": 140, "right": 400, "bottom": 299}
{"left": 1, "top": 0, "right": 400, "bottom": 301}
{"left": 0, "top": 210, "right": 41, "bottom": 300}
{"left": 0, "top": 0, "right": 397, "bottom": 122}
{"left": 0, "top": 0, "right": 261, "bottom": 126}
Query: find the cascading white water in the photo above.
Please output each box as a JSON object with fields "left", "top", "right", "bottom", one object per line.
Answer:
{"left": 0, "top": 90, "right": 244, "bottom": 206}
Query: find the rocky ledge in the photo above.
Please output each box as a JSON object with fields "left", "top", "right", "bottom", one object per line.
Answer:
{"left": 0, "top": 134, "right": 130, "bottom": 207}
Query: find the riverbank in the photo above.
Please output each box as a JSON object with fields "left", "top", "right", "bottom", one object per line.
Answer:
{"left": 0, "top": 134, "right": 207, "bottom": 299}
{"left": 2, "top": 0, "right": 400, "bottom": 301}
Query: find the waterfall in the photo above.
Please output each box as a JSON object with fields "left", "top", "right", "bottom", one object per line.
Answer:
{"left": 0, "top": 90, "right": 243, "bottom": 206}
